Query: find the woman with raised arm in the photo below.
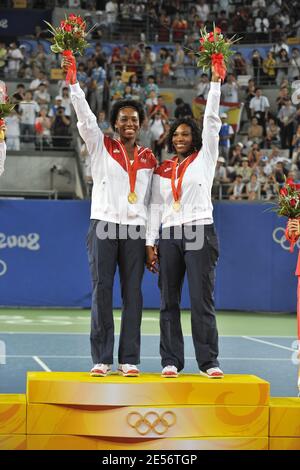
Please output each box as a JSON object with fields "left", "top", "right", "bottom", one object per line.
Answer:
{"left": 62, "top": 56, "right": 157, "bottom": 378}
{"left": 146, "top": 66, "right": 223, "bottom": 378}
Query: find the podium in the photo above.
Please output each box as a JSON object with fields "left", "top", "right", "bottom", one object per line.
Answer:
{"left": 2, "top": 372, "right": 300, "bottom": 450}
{"left": 26, "top": 372, "right": 269, "bottom": 450}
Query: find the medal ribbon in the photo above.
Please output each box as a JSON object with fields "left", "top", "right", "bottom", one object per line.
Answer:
{"left": 119, "top": 142, "right": 139, "bottom": 194}
{"left": 171, "top": 154, "right": 195, "bottom": 203}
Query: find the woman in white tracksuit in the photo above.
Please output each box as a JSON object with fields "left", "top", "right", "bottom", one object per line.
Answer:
{"left": 146, "top": 66, "right": 224, "bottom": 379}
{"left": 62, "top": 56, "right": 157, "bottom": 378}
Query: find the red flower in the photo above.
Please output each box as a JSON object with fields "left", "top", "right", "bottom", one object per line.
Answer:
{"left": 76, "top": 16, "right": 84, "bottom": 25}
{"left": 287, "top": 178, "right": 295, "bottom": 186}
{"left": 60, "top": 20, "right": 66, "bottom": 29}
{"left": 214, "top": 27, "right": 221, "bottom": 34}
{"left": 63, "top": 23, "right": 72, "bottom": 32}
{"left": 280, "top": 187, "right": 288, "bottom": 196}
{"left": 290, "top": 198, "right": 297, "bottom": 207}
{"left": 200, "top": 37, "right": 205, "bottom": 44}
{"left": 198, "top": 46, "right": 205, "bottom": 51}
{"left": 68, "top": 14, "right": 77, "bottom": 21}
{"left": 208, "top": 32, "right": 215, "bottom": 42}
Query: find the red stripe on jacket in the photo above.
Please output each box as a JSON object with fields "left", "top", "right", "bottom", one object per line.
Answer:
{"left": 104, "top": 136, "right": 157, "bottom": 172}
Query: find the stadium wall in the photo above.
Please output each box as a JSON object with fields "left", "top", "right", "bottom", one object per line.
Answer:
{"left": 0, "top": 200, "right": 297, "bottom": 312}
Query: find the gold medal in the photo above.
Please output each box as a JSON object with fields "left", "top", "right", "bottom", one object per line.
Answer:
{"left": 128, "top": 191, "right": 138, "bottom": 204}
{"left": 173, "top": 200, "right": 181, "bottom": 211}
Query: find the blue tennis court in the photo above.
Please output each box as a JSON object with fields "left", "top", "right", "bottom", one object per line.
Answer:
{"left": 0, "top": 331, "right": 298, "bottom": 397}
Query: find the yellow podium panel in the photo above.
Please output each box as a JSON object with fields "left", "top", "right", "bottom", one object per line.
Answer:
{"left": 270, "top": 398, "right": 300, "bottom": 437}
{"left": 27, "top": 435, "right": 268, "bottom": 450}
{"left": 0, "top": 394, "right": 26, "bottom": 434}
{"left": 269, "top": 438, "right": 300, "bottom": 450}
{"left": 27, "top": 372, "right": 269, "bottom": 406}
{"left": 27, "top": 403, "right": 268, "bottom": 438}
{"left": 0, "top": 434, "right": 26, "bottom": 450}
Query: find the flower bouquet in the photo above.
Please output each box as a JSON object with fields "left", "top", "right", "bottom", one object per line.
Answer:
{"left": 195, "top": 26, "right": 239, "bottom": 81}
{"left": 0, "top": 81, "right": 15, "bottom": 140}
{"left": 45, "top": 13, "right": 92, "bottom": 84}
{"left": 277, "top": 179, "right": 300, "bottom": 252}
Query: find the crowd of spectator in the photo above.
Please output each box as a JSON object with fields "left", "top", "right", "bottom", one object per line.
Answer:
{"left": 1, "top": 0, "right": 300, "bottom": 200}
{"left": 3, "top": 1, "right": 299, "bottom": 43}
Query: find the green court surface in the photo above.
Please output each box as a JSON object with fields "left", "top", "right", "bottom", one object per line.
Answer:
{"left": 0, "top": 309, "right": 297, "bottom": 336}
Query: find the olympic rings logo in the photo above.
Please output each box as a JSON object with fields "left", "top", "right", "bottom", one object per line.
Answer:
{"left": 0, "top": 259, "right": 7, "bottom": 276}
{"left": 127, "top": 411, "right": 176, "bottom": 436}
{"left": 273, "top": 227, "right": 300, "bottom": 251}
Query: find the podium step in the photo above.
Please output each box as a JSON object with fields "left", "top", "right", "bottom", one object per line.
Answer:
{"left": 27, "top": 372, "right": 269, "bottom": 406}
{"left": 26, "top": 435, "right": 269, "bottom": 450}
{"left": 0, "top": 394, "right": 26, "bottom": 435}
{"left": 270, "top": 397, "right": 300, "bottom": 437}
{"left": 269, "top": 438, "right": 300, "bottom": 450}
{"left": 27, "top": 403, "right": 268, "bottom": 438}
{"left": 0, "top": 435, "right": 27, "bottom": 450}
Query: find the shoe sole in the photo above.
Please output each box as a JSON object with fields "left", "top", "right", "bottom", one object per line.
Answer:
{"left": 199, "top": 371, "right": 224, "bottom": 379}
{"left": 118, "top": 370, "right": 139, "bottom": 377}
{"left": 90, "top": 371, "right": 112, "bottom": 377}
{"left": 161, "top": 374, "right": 178, "bottom": 378}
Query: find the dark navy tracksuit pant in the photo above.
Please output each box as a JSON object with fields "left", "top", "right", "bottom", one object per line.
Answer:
{"left": 158, "top": 223, "right": 220, "bottom": 372}
{"left": 87, "top": 220, "right": 145, "bottom": 365}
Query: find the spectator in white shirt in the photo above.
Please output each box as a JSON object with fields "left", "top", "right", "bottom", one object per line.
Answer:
{"left": 270, "top": 38, "right": 289, "bottom": 58}
{"left": 249, "top": 87, "right": 270, "bottom": 131}
{"left": 254, "top": 10, "right": 269, "bottom": 34}
{"left": 105, "top": 0, "right": 118, "bottom": 33}
{"left": 221, "top": 74, "right": 239, "bottom": 103}
{"left": 196, "top": 73, "right": 210, "bottom": 100}
{"left": 289, "top": 48, "right": 300, "bottom": 81}
{"left": 5, "top": 109, "right": 20, "bottom": 151}
{"left": 61, "top": 87, "right": 72, "bottom": 117}
{"left": 49, "top": 96, "right": 64, "bottom": 122}
{"left": 229, "top": 174, "right": 245, "bottom": 200}
{"left": 33, "top": 82, "right": 50, "bottom": 107}
{"left": 19, "top": 90, "right": 40, "bottom": 143}
{"left": 6, "top": 42, "right": 23, "bottom": 78}
{"left": 277, "top": 98, "right": 296, "bottom": 151}
{"left": 195, "top": 0, "right": 210, "bottom": 22}
{"left": 29, "top": 70, "right": 49, "bottom": 92}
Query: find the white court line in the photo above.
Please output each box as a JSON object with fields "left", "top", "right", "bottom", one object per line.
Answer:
{"left": 32, "top": 356, "right": 52, "bottom": 372}
{"left": 242, "top": 335, "right": 295, "bottom": 352}
{"left": 0, "top": 355, "right": 292, "bottom": 361}
{"left": 0, "top": 332, "right": 296, "bottom": 338}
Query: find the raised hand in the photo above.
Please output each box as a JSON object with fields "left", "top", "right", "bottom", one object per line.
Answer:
{"left": 0, "top": 120, "right": 6, "bottom": 141}
{"left": 61, "top": 52, "right": 77, "bottom": 85}
{"left": 288, "top": 218, "right": 300, "bottom": 238}
{"left": 211, "top": 65, "right": 222, "bottom": 83}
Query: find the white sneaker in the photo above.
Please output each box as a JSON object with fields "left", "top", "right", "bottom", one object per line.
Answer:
{"left": 90, "top": 363, "right": 112, "bottom": 377}
{"left": 161, "top": 365, "right": 178, "bottom": 378}
{"left": 118, "top": 364, "right": 139, "bottom": 377}
{"left": 199, "top": 367, "right": 224, "bottom": 379}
